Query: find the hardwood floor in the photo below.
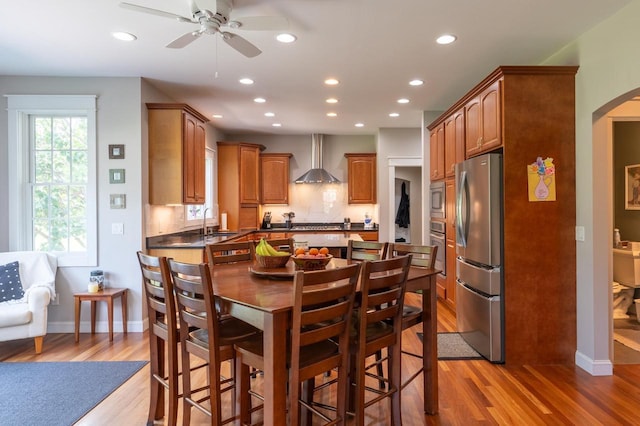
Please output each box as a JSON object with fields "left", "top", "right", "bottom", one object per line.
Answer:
{"left": 2, "top": 294, "right": 640, "bottom": 425}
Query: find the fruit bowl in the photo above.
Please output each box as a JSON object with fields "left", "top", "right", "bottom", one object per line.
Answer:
{"left": 291, "top": 254, "right": 333, "bottom": 271}
{"left": 255, "top": 254, "right": 290, "bottom": 269}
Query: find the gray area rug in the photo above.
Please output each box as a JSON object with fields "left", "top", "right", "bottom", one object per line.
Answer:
{"left": 614, "top": 328, "right": 640, "bottom": 352}
{"left": 418, "top": 332, "right": 484, "bottom": 360}
{"left": 0, "top": 361, "right": 147, "bottom": 425}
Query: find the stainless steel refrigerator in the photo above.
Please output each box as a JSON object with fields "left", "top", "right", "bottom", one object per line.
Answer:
{"left": 455, "top": 153, "right": 504, "bottom": 362}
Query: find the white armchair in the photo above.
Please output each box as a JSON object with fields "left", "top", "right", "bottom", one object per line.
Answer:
{"left": 0, "top": 251, "right": 57, "bottom": 354}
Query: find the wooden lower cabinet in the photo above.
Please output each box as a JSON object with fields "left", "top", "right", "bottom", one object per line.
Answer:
{"left": 147, "top": 249, "right": 204, "bottom": 264}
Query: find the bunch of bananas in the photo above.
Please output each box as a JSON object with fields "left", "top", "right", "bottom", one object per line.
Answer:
{"left": 256, "top": 238, "right": 290, "bottom": 257}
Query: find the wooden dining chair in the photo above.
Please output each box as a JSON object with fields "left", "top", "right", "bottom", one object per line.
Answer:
{"left": 387, "top": 243, "right": 438, "bottom": 389}
{"left": 167, "top": 259, "right": 260, "bottom": 426}
{"left": 349, "top": 254, "right": 412, "bottom": 426}
{"left": 234, "top": 263, "right": 362, "bottom": 426}
{"left": 346, "top": 239, "right": 388, "bottom": 261}
{"left": 137, "top": 251, "right": 181, "bottom": 426}
{"left": 205, "top": 241, "right": 255, "bottom": 266}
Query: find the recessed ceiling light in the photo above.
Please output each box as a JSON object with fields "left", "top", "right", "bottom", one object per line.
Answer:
{"left": 212, "top": 114, "right": 223, "bottom": 119}
{"left": 326, "top": 98, "right": 338, "bottom": 104}
{"left": 355, "top": 123, "right": 364, "bottom": 128}
{"left": 254, "top": 97, "right": 266, "bottom": 103}
{"left": 327, "top": 112, "right": 337, "bottom": 117}
{"left": 239, "top": 78, "right": 254, "bottom": 85}
{"left": 436, "top": 34, "right": 457, "bottom": 45}
{"left": 397, "top": 98, "right": 410, "bottom": 104}
{"left": 389, "top": 113, "right": 400, "bottom": 117}
{"left": 276, "top": 33, "right": 296, "bottom": 43}
{"left": 324, "top": 78, "right": 339, "bottom": 86}
{"left": 264, "top": 112, "right": 275, "bottom": 117}
{"left": 272, "top": 123, "right": 282, "bottom": 127}
{"left": 409, "top": 79, "right": 424, "bottom": 86}
{"left": 112, "top": 31, "right": 137, "bottom": 41}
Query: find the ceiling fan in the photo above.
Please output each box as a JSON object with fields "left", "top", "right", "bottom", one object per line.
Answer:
{"left": 119, "top": 0, "right": 289, "bottom": 58}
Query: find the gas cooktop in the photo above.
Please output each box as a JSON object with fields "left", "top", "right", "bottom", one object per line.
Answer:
{"left": 290, "top": 225, "right": 343, "bottom": 231}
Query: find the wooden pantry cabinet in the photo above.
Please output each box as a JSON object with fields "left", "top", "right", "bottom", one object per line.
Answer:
{"left": 345, "top": 153, "right": 377, "bottom": 204}
{"left": 218, "top": 142, "right": 265, "bottom": 231}
{"left": 444, "top": 108, "right": 465, "bottom": 178}
{"left": 428, "top": 65, "right": 579, "bottom": 365}
{"left": 147, "top": 103, "right": 208, "bottom": 205}
{"left": 260, "top": 153, "right": 292, "bottom": 204}
{"left": 429, "top": 123, "right": 445, "bottom": 181}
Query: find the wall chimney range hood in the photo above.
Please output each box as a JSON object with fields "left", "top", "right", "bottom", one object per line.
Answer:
{"left": 294, "top": 134, "right": 340, "bottom": 184}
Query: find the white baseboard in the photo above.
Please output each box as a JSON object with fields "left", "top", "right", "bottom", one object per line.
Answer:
{"left": 575, "top": 350, "right": 613, "bottom": 376}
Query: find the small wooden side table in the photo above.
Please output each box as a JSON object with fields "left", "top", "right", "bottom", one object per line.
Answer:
{"left": 74, "top": 287, "right": 128, "bottom": 342}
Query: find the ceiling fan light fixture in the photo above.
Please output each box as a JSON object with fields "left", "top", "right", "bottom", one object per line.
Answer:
{"left": 276, "top": 33, "right": 296, "bottom": 43}
{"left": 436, "top": 34, "right": 457, "bottom": 45}
{"left": 112, "top": 31, "right": 137, "bottom": 41}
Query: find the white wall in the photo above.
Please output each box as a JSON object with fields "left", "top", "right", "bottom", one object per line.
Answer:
{"left": 0, "top": 76, "right": 146, "bottom": 333}
{"left": 543, "top": 0, "right": 640, "bottom": 375}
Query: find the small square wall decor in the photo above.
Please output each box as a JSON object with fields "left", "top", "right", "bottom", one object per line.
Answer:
{"left": 110, "top": 194, "right": 126, "bottom": 209}
{"left": 109, "top": 169, "right": 125, "bottom": 184}
{"left": 108, "top": 144, "right": 125, "bottom": 159}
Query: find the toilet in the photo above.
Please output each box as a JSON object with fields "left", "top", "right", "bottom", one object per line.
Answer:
{"left": 613, "top": 245, "right": 640, "bottom": 320}
{"left": 613, "top": 281, "right": 635, "bottom": 319}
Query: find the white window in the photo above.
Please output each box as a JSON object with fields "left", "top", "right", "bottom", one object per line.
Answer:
{"left": 185, "top": 147, "right": 218, "bottom": 227}
{"left": 7, "top": 95, "right": 97, "bottom": 266}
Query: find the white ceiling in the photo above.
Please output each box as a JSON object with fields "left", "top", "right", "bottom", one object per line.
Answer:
{"left": 0, "top": 0, "right": 631, "bottom": 136}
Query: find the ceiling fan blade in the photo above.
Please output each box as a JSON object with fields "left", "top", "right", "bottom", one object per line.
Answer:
{"left": 221, "top": 32, "right": 261, "bottom": 58}
{"left": 119, "top": 2, "right": 192, "bottom": 21}
{"left": 166, "top": 31, "right": 202, "bottom": 49}
{"left": 229, "top": 16, "right": 289, "bottom": 31}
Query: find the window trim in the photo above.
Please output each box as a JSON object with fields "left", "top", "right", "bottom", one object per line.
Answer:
{"left": 7, "top": 95, "right": 98, "bottom": 267}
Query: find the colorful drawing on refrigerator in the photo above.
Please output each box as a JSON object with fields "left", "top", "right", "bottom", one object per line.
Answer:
{"left": 528, "top": 157, "right": 556, "bottom": 202}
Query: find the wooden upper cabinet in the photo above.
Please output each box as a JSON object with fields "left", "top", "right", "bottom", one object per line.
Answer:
{"left": 444, "top": 109, "right": 465, "bottom": 177}
{"left": 218, "top": 142, "right": 265, "bottom": 231}
{"left": 430, "top": 123, "right": 445, "bottom": 181}
{"left": 260, "top": 153, "right": 291, "bottom": 204}
{"left": 465, "top": 80, "right": 501, "bottom": 157}
{"left": 345, "top": 153, "right": 377, "bottom": 204}
{"left": 239, "top": 144, "right": 260, "bottom": 204}
{"left": 147, "top": 103, "right": 208, "bottom": 205}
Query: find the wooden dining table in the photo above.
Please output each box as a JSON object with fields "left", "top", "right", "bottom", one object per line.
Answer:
{"left": 210, "top": 257, "right": 440, "bottom": 425}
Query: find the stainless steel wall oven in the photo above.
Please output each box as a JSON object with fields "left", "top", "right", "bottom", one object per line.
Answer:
{"left": 429, "top": 220, "right": 446, "bottom": 276}
{"left": 429, "top": 181, "right": 445, "bottom": 219}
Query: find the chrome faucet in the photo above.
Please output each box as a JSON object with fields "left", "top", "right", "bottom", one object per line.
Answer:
{"left": 202, "top": 207, "right": 210, "bottom": 236}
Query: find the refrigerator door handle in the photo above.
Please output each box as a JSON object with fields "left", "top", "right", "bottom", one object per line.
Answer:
{"left": 456, "top": 170, "right": 468, "bottom": 247}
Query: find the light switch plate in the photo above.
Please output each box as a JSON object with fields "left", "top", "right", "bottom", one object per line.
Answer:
{"left": 112, "top": 223, "right": 124, "bottom": 235}
{"left": 575, "top": 226, "right": 585, "bottom": 242}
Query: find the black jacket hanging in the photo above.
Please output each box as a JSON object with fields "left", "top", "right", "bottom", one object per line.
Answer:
{"left": 395, "top": 182, "right": 410, "bottom": 228}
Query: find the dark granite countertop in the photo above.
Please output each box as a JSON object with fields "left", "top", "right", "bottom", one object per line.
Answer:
{"left": 146, "top": 223, "right": 378, "bottom": 249}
